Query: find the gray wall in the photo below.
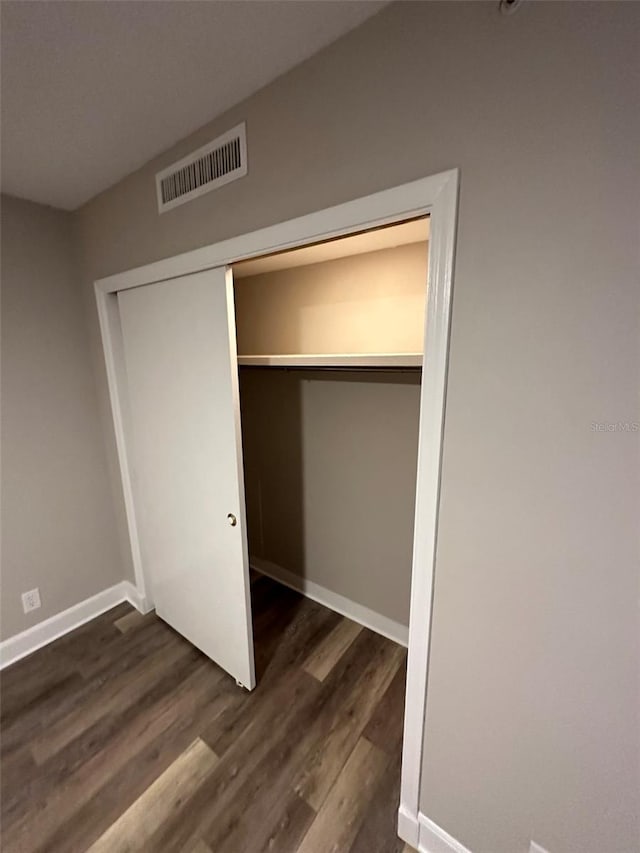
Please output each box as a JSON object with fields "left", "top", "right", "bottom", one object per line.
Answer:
{"left": 74, "top": 3, "right": 639, "bottom": 852}
{"left": 1, "top": 195, "right": 121, "bottom": 640}
{"left": 240, "top": 368, "right": 421, "bottom": 627}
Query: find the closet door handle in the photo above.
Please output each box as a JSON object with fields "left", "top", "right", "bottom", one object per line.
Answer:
{"left": 227, "top": 513, "right": 237, "bottom": 527}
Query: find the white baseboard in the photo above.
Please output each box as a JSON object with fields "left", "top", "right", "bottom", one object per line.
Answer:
{"left": 250, "top": 556, "right": 408, "bottom": 647}
{"left": 122, "top": 580, "right": 153, "bottom": 615}
{"left": 0, "top": 580, "right": 150, "bottom": 669}
{"left": 398, "top": 803, "right": 420, "bottom": 848}
{"left": 398, "top": 807, "right": 473, "bottom": 853}
{"left": 418, "top": 813, "right": 473, "bottom": 853}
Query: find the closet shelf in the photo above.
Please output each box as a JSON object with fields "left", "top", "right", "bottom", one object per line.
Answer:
{"left": 237, "top": 353, "right": 422, "bottom": 369}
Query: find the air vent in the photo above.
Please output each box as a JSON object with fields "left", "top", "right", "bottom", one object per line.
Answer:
{"left": 155, "top": 123, "right": 247, "bottom": 213}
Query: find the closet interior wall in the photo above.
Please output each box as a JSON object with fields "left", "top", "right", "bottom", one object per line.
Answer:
{"left": 234, "top": 240, "right": 428, "bottom": 629}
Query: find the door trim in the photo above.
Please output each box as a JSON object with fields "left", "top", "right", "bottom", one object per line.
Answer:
{"left": 95, "top": 169, "right": 459, "bottom": 844}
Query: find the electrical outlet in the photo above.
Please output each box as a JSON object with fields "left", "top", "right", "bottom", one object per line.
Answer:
{"left": 530, "top": 842, "right": 551, "bottom": 853}
{"left": 21, "top": 588, "right": 41, "bottom": 613}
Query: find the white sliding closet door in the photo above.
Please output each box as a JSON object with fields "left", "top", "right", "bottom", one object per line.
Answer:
{"left": 118, "top": 267, "right": 255, "bottom": 689}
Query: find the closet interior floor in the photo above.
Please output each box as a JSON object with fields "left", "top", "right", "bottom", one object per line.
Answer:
{"left": 0, "top": 575, "right": 412, "bottom": 853}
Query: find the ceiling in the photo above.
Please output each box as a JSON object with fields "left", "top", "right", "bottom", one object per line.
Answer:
{"left": 234, "top": 217, "right": 429, "bottom": 278}
{"left": 0, "top": 1, "right": 388, "bottom": 211}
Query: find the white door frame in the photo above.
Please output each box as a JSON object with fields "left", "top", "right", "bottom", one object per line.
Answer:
{"left": 95, "top": 168, "right": 459, "bottom": 847}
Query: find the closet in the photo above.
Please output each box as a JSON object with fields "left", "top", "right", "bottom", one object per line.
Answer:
{"left": 233, "top": 218, "right": 429, "bottom": 641}
{"left": 117, "top": 216, "right": 429, "bottom": 689}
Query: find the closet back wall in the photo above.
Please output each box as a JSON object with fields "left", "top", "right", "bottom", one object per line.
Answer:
{"left": 234, "top": 241, "right": 428, "bottom": 355}
{"left": 240, "top": 368, "right": 420, "bottom": 627}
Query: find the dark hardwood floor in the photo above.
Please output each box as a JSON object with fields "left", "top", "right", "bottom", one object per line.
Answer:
{"left": 0, "top": 576, "right": 412, "bottom": 853}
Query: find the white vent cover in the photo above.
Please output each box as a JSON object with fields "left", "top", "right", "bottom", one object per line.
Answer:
{"left": 155, "top": 123, "right": 247, "bottom": 213}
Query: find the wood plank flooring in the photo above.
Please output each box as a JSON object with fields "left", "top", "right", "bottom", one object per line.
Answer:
{"left": 1, "top": 576, "right": 408, "bottom": 853}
